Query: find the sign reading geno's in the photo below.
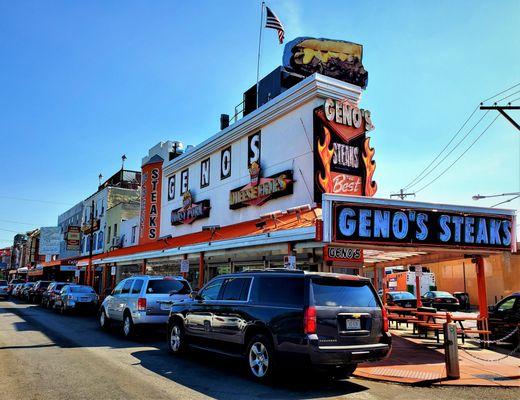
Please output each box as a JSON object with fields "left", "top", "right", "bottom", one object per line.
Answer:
{"left": 333, "top": 204, "right": 513, "bottom": 249}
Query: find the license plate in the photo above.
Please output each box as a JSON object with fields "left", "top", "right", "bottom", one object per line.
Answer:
{"left": 346, "top": 319, "right": 361, "bottom": 330}
{"left": 160, "top": 302, "right": 171, "bottom": 311}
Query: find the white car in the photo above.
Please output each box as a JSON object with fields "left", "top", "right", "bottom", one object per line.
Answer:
{"left": 99, "top": 275, "right": 192, "bottom": 338}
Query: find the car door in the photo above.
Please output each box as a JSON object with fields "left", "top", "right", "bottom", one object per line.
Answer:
{"left": 114, "top": 279, "right": 133, "bottom": 320}
{"left": 489, "top": 296, "right": 519, "bottom": 336}
{"left": 185, "top": 278, "right": 225, "bottom": 341}
{"left": 211, "top": 277, "right": 253, "bottom": 347}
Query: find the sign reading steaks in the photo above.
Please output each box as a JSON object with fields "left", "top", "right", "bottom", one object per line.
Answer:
{"left": 332, "top": 203, "right": 514, "bottom": 249}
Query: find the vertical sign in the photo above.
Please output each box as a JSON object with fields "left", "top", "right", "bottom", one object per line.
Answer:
{"left": 139, "top": 157, "right": 163, "bottom": 245}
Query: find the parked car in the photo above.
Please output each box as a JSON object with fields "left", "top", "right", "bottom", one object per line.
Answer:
{"left": 12, "top": 283, "right": 25, "bottom": 298}
{"left": 99, "top": 275, "right": 192, "bottom": 338}
{"left": 167, "top": 270, "right": 391, "bottom": 382}
{"left": 54, "top": 285, "right": 99, "bottom": 314}
{"left": 488, "top": 293, "right": 520, "bottom": 345}
{"left": 20, "top": 282, "right": 35, "bottom": 301}
{"left": 0, "top": 280, "right": 9, "bottom": 299}
{"left": 7, "top": 279, "right": 25, "bottom": 296}
{"left": 386, "top": 291, "right": 417, "bottom": 308}
{"left": 421, "top": 291, "right": 459, "bottom": 311}
{"left": 41, "top": 282, "right": 68, "bottom": 309}
{"left": 28, "top": 280, "right": 52, "bottom": 303}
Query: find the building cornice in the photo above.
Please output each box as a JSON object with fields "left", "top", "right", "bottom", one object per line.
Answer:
{"left": 162, "top": 74, "right": 363, "bottom": 176}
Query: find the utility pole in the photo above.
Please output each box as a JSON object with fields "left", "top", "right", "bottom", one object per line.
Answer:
{"left": 479, "top": 105, "right": 519, "bottom": 131}
{"left": 390, "top": 189, "right": 416, "bottom": 200}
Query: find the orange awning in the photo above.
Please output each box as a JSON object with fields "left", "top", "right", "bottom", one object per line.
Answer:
{"left": 41, "top": 260, "right": 61, "bottom": 267}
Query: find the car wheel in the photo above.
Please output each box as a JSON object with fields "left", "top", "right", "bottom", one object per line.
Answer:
{"left": 122, "top": 312, "right": 135, "bottom": 338}
{"left": 246, "top": 334, "right": 276, "bottom": 382}
{"left": 168, "top": 320, "right": 187, "bottom": 354}
{"left": 99, "top": 308, "right": 111, "bottom": 330}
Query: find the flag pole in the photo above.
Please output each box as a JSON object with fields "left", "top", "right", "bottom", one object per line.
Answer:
{"left": 256, "top": 1, "right": 265, "bottom": 108}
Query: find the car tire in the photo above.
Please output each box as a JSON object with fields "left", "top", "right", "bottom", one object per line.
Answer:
{"left": 168, "top": 320, "right": 187, "bottom": 355}
{"left": 246, "top": 334, "right": 276, "bottom": 382}
{"left": 99, "top": 308, "right": 110, "bottom": 330}
{"left": 122, "top": 312, "right": 135, "bottom": 339}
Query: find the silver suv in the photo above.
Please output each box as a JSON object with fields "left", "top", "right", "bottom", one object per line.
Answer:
{"left": 99, "top": 275, "right": 192, "bottom": 338}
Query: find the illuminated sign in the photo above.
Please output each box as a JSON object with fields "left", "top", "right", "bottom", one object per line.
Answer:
{"left": 229, "top": 169, "right": 293, "bottom": 210}
{"left": 332, "top": 203, "right": 513, "bottom": 250}
{"left": 171, "top": 191, "right": 210, "bottom": 225}
{"left": 324, "top": 245, "right": 363, "bottom": 263}
{"left": 314, "top": 98, "right": 377, "bottom": 201}
{"left": 139, "top": 157, "right": 163, "bottom": 244}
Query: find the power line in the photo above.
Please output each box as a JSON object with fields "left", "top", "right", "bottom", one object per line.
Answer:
{"left": 491, "top": 195, "right": 520, "bottom": 208}
{"left": 0, "top": 227, "right": 19, "bottom": 233}
{"left": 0, "top": 219, "right": 35, "bottom": 226}
{"left": 406, "top": 110, "right": 490, "bottom": 190}
{"left": 415, "top": 114, "right": 499, "bottom": 194}
{"left": 480, "top": 82, "right": 520, "bottom": 104}
{"left": 0, "top": 195, "right": 72, "bottom": 206}
{"left": 403, "top": 105, "right": 479, "bottom": 190}
{"left": 495, "top": 89, "right": 520, "bottom": 104}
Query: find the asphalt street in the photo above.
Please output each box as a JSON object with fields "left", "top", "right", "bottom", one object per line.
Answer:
{"left": 0, "top": 300, "right": 517, "bottom": 400}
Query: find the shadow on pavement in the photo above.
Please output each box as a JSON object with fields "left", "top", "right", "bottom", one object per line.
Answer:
{"left": 1, "top": 302, "right": 370, "bottom": 399}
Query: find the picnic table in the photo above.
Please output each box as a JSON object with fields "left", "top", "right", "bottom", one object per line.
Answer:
{"left": 386, "top": 306, "right": 418, "bottom": 329}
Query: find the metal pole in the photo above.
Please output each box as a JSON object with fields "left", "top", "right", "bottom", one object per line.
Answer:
{"left": 255, "top": 1, "right": 265, "bottom": 108}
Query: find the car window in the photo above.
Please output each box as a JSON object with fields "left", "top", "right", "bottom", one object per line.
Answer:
{"left": 311, "top": 278, "right": 377, "bottom": 307}
{"left": 70, "top": 286, "right": 95, "bottom": 293}
{"left": 113, "top": 281, "right": 125, "bottom": 295}
{"left": 220, "top": 277, "right": 252, "bottom": 301}
{"left": 121, "top": 280, "right": 133, "bottom": 294}
{"left": 200, "top": 279, "right": 224, "bottom": 301}
{"left": 256, "top": 277, "right": 304, "bottom": 307}
{"left": 498, "top": 297, "right": 516, "bottom": 312}
{"left": 434, "top": 291, "right": 453, "bottom": 298}
{"left": 146, "top": 279, "right": 191, "bottom": 295}
{"left": 391, "top": 292, "right": 415, "bottom": 300}
{"left": 131, "top": 279, "right": 144, "bottom": 294}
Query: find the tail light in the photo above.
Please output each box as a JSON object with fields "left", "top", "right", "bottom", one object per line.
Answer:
{"left": 137, "top": 298, "right": 146, "bottom": 311}
{"left": 381, "top": 307, "right": 389, "bottom": 333}
{"left": 303, "top": 306, "right": 317, "bottom": 334}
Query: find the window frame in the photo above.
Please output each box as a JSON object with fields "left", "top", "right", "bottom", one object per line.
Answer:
{"left": 131, "top": 279, "right": 144, "bottom": 295}
{"left": 199, "top": 277, "right": 225, "bottom": 301}
{"left": 120, "top": 279, "right": 133, "bottom": 295}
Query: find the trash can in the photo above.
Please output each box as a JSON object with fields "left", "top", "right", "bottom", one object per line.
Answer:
{"left": 453, "top": 292, "right": 470, "bottom": 311}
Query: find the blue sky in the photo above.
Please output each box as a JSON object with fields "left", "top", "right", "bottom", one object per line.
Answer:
{"left": 0, "top": 0, "right": 519, "bottom": 244}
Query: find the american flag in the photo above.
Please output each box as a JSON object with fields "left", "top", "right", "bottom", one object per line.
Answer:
{"left": 265, "top": 6, "right": 284, "bottom": 44}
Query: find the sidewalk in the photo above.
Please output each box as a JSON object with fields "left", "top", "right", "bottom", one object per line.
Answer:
{"left": 354, "top": 332, "right": 520, "bottom": 387}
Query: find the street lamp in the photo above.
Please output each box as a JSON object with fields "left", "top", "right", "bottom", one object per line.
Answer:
{"left": 472, "top": 192, "right": 520, "bottom": 207}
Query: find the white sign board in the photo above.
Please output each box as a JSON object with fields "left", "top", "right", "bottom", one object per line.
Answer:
{"left": 284, "top": 255, "right": 296, "bottom": 270}
{"left": 180, "top": 259, "right": 189, "bottom": 273}
{"left": 39, "top": 227, "right": 61, "bottom": 255}
{"left": 111, "top": 266, "right": 117, "bottom": 276}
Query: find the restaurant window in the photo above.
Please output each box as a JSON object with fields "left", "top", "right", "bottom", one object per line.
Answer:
{"left": 92, "top": 232, "right": 98, "bottom": 250}
{"left": 97, "top": 231, "right": 104, "bottom": 250}
{"left": 114, "top": 223, "right": 118, "bottom": 238}
{"left": 131, "top": 226, "right": 137, "bottom": 244}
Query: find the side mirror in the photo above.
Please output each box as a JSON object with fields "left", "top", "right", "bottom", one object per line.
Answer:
{"left": 190, "top": 291, "right": 202, "bottom": 300}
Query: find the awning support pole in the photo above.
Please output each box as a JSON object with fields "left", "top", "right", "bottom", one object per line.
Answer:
{"left": 373, "top": 266, "right": 379, "bottom": 291}
{"left": 198, "top": 252, "right": 205, "bottom": 289}
{"left": 415, "top": 273, "right": 423, "bottom": 308}
{"left": 475, "top": 256, "right": 488, "bottom": 319}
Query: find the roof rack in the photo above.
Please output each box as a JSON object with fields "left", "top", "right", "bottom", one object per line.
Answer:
{"left": 238, "top": 268, "right": 304, "bottom": 274}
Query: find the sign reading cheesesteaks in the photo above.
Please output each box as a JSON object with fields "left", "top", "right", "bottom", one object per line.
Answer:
{"left": 283, "top": 37, "right": 368, "bottom": 88}
{"left": 332, "top": 203, "right": 514, "bottom": 250}
{"left": 314, "top": 97, "right": 377, "bottom": 202}
{"left": 229, "top": 164, "right": 293, "bottom": 209}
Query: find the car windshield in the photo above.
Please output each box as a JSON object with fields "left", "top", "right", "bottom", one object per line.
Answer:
{"left": 390, "top": 292, "right": 415, "bottom": 300}
{"left": 70, "top": 286, "right": 95, "bottom": 293}
{"left": 311, "top": 278, "right": 378, "bottom": 307}
{"left": 0, "top": 280, "right": 7, "bottom": 286}
{"left": 434, "top": 291, "right": 453, "bottom": 298}
{"left": 146, "top": 279, "right": 191, "bottom": 295}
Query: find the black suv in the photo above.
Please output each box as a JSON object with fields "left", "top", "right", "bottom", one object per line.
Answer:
{"left": 167, "top": 270, "right": 391, "bottom": 381}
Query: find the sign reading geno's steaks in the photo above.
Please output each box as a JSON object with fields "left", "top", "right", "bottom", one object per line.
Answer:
{"left": 333, "top": 204, "right": 513, "bottom": 249}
